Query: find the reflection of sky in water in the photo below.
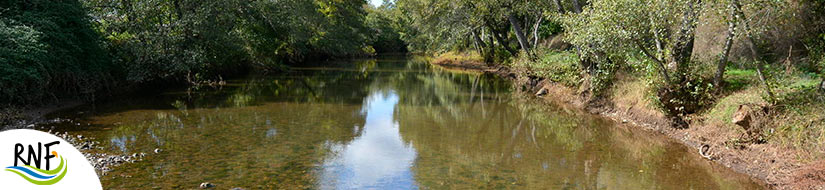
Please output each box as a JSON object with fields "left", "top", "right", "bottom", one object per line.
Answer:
{"left": 321, "top": 91, "right": 418, "bottom": 189}
{"left": 110, "top": 135, "right": 134, "bottom": 152}
{"left": 266, "top": 128, "right": 277, "bottom": 138}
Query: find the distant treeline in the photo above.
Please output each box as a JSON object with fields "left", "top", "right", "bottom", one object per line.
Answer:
{"left": 0, "top": 0, "right": 406, "bottom": 105}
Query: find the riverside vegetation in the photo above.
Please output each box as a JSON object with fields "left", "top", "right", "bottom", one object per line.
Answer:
{"left": 412, "top": 0, "right": 825, "bottom": 188}
{"left": 1, "top": 0, "right": 405, "bottom": 109}
{"left": 1, "top": 0, "right": 825, "bottom": 189}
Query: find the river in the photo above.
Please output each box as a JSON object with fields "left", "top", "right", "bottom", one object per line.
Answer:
{"left": 40, "top": 55, "right": 762, "bottom": 189}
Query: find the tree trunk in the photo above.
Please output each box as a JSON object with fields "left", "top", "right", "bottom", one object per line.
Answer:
{"left": 486, "top": 29, "right": 496, "bottom": 49}
{"left": 488, "top": 25, "right": 518, "bottom": 56}
{"left": 733, "top": 0, "right": 776, "bottom": 103}
{"left": 533, "top": 13, "right": 543, "bottom": 47}
{"left": 508, "top": 12, "right": 531, "bottom": 53}
{"left": 671, "top": 0, "right": 702, "bottom": 74}
{"left": 473, "top": 30, "right": 486, "bottom": 49}
{"left": 554, "top": 0, "right": 566, "bottom": 13}
{"left": 714, "top": 6, "right": 737, "bottom": 90}
{"left": 571, "top": 0, "right": 583, "bottom": 13}
{"left": 472, "top": 30, "right": 491, "bottom": 63}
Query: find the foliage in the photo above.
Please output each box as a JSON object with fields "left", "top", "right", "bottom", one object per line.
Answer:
{"left": 1, "top": 0, "right": 412, "bottom": 105}
{"left": 365, "top": 5, "right": 407, "bottom": 53}
{"left": 0, "top": 1, "right": 114, "bottom": 105}
{"left": 0, "top": 19, "right": 48, "bottom": 104}
{"left": 517, "top": 50, "right": 581, "bottom": 87}
{"left": 538, "top": 20, "right": 564, "bottom": 39}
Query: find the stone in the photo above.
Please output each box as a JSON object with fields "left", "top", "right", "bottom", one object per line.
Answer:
{"left": 535, "top": 88, "right": 548, "bottom": 96}
{"left": 154, "top": 148, "right": 162, "bottom": 153}
{"left": 199, "top": 182, "right": 216, "bottom": 189}
{"left": 732, "top": 104, "right": 752, "bottom": 130}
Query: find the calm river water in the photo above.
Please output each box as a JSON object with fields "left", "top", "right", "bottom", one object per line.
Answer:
{"left": 41, "top": 56, "right": 762, "bottom": 189}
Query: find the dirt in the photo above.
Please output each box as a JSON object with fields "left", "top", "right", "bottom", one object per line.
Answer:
{"left": 432, "top": 59, "right": 825, "bottom": 190}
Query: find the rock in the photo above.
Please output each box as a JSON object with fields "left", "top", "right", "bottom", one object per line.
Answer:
{"left": 535, "top": 88, "right": 548, "bottom": 96}
{"left": 199, "top": 182, "right": 216, "bottom": 189}
{"left": 732, "top": 104, "right": 752, "bottom": 130}
{"left": 154, "top": 148, "right": 162, "bottom": 153}
{"left": 230, "top": 188, "right": 245, "bottom": 190}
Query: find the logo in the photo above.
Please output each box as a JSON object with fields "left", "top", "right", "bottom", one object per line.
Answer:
{"left": 0, "top": 129, "right": 101, "bottom": 189}
{"left": 5, "top": 141, "right": 68, "bottom": 185}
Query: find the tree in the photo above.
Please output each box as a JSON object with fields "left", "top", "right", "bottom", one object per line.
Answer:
{"left": 564, "top": 0, "right": 709, "bottom": 127}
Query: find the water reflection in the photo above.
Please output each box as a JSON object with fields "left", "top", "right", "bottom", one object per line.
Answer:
{"left": 39, "top": 55, "right": 763, "bottom": 189}
{"left": 320, "top": 92, "right": 417, "bottom": 189}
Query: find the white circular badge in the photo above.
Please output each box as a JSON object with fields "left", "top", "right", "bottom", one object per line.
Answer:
{"left": 0, "top": 129, "right": 102, "bottom": 189}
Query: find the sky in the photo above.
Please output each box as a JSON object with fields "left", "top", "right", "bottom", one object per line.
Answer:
{"left": 369, "top": 0, "right": 383, "bottom": 7}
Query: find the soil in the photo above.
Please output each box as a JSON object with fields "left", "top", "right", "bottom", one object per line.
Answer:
{"left": 433, "top": 59, "right": 825, "bottom": 190}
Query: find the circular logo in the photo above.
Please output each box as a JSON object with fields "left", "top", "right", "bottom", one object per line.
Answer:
{"left": 0, "top": 129, "right": 102, "bottom": 189}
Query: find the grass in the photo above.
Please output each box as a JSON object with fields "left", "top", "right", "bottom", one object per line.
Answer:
{"left": 431, "top": 51, "right": 484, "bottom": 65}
{"left": 772, "top": 73, "right": 825, "bottom": 159}
{"left": 722, "top": 69, "right": 758, "bottom": 93}
{"left": 703, "top": 66, "right": 825, "bottom": 159}
{"left": 515, "top": 50, "right": 581, "bottom": 87}
{"left": 705, "top": 87, "right": 766, "bottom": 129}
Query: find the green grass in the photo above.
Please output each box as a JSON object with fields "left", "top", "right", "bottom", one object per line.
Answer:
{"left": 705, "top": 66, "right": 825, "bottom": 159}
{"left": 516, "top": 50, "right": 581, "bottom": 87}
{"left": 705, "top": 87, "right": 765, "bottom": 129}
{"left": 722, "top": 69, "right": 758, "bottom": 93}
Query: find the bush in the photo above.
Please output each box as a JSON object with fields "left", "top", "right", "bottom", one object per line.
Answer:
{"left": 517, "top": 51, "right": 581, "bottom": 86}
{"left": 0, "top": 19, "right": 48, "bottom": 104}
{"left": 1, "top": 0, "right": 114, "bottom": 105}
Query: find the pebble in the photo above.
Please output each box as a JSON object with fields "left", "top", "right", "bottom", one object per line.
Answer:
{"left": 199, "top": 182, "right": 215, "bottom": 189}
{"left": 535, "top": 88, "right": 548, "bottom": 96}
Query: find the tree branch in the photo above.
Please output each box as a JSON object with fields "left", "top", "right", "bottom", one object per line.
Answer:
{"left": 635, "top": 40, "right": 671, "bottom": 83}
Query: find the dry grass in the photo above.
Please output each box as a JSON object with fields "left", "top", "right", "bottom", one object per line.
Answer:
{"left": 609, "top": 75, "right": 665, "bottom": 119}
{"left": 431, "top": 51, "right": 483, "bottom": 65}
{"left": 701, "top": 67, "right": 825, "bottom": 160}
{"left": 772, "top": 74, "right": 825, "bottom": 160}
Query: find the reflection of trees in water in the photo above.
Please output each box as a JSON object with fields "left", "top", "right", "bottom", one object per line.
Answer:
{"left": 394, "top": 93, "right": 756, "bottom": 189}
{"left": 69, "top": 55, "right": 758, "bottom": 189}
{"left": 100, "top": 102, "right": 368, "bottom": 188}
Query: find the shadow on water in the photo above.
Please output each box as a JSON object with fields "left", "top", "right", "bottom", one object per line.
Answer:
{"left": 40, "top": 55, "right": 762, "bottom": 189}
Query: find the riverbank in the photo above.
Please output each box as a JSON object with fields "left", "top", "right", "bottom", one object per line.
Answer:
{"left": 1, "top": 102, "right": 148, "bottom": 177}
{"left": 431, "top": 53, "right": 825, "bottom": 190}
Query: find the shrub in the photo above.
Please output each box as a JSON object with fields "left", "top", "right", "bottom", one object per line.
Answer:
{"left": 518, "top": 51, "right": 581, "bottom": 87}
{"left": 0, "top": 19, "right": 48, "bottom": 104}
